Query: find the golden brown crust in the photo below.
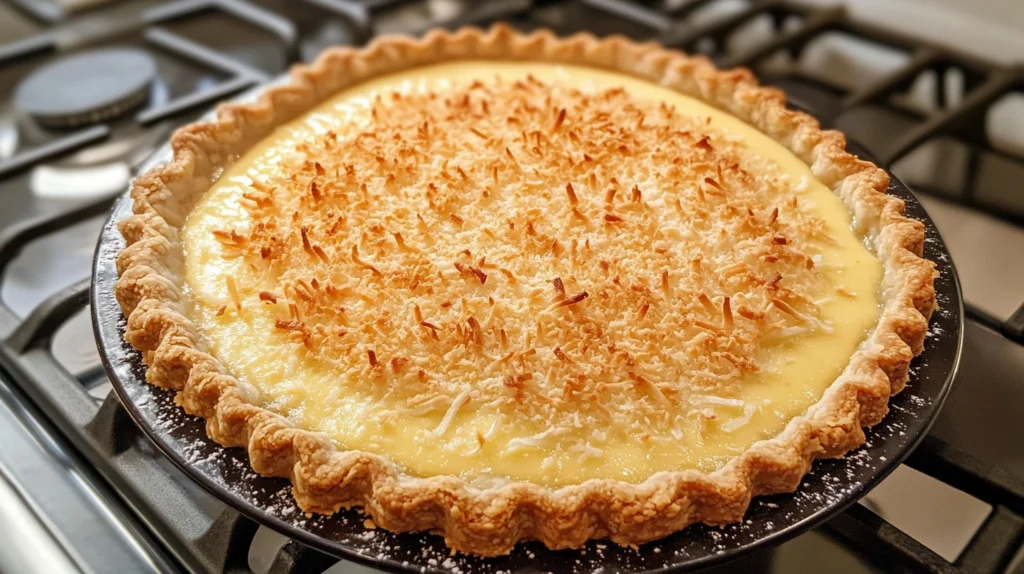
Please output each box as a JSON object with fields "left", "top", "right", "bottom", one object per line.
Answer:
{"left": 114, "top": 25, "right": 936, "bottom": 556}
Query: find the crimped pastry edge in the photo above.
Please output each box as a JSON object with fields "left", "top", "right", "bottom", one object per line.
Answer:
{"left": 113, "top": 24, "right": 937, "bottom": 556}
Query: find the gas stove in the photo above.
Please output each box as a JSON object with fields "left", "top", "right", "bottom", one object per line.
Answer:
{"left": 0, "top": 1, "right": 1022, "bottom": 573}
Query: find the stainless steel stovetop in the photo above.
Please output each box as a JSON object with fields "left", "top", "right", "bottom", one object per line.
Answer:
{"left": 0, "top": 1, "right": 1022, "bottom": 573}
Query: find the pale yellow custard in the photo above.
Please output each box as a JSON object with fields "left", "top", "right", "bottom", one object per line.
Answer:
{"left": 182, "top": 61, "right": 882, "bottom": 487}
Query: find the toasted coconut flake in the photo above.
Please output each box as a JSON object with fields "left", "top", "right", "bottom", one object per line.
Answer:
{"left": 226, "top": 276, "right": 242, "bottom": 310}
{"left": 553, "top": 346, "right": 575, "bottom": 364}
{"left": 553, "top": 107, "right": 567, "bottom": 131}
{"left": 571, "top": 207, "right": 590, "bottom": 224}
{"left": 693, "top": 319, "right": 719, "bottom": 331}
{"left": 552, "top": 277, "right": 566, "bottom": 299}
{"left": 433, "top": 387, "right": 472, "bottom": 437}
{"left": 393, "top": 232, "right": 419, "bottom": 253}
{"left": 549, "top": 291, "right": 589, "bottom": 311}
{"left": 704, "top": 176, "right": 723, "bottom": 191}
{"left": 469, "top": 266, "right": 487, "bottom": 284}
{"left": 722, "top": 296, "right": 734, "bottom": 328}
{"left": 721, "top": 404, "right": 758, "bottom": 432}
{"left": 300, "top": 226, "right": 314, "bottom": 255}
{"left": 312, "top": 245, "right": 330, "bottom": 264}
{"left": 212, "top": 230, "right": 236, "bottom": 245}
{"left": 351, "top": 244, "right": 382, "bottom": 276}
{"left": 697, "top": 292, "right": 716, "bottom": 314}
{"left": 466, "top": 316, "right": 484, "bottom": 347}
{"left": 390, "top": 356, "right": 409, "bottom": 372}
{"left": 564, "top": 182, "right": 578, "bottom": 205}
{"left": 259, "top": 291, "right": 278, "bottom": 304}
{"left": 630, "top": 372, "right": 671, "bottom": 408}
{"left": 771, "top": 298, "right": 808, "bottom": 322}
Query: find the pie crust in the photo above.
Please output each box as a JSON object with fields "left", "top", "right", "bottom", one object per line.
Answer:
{"left": 114, "top": 25, "right": 936, "bottom": 556}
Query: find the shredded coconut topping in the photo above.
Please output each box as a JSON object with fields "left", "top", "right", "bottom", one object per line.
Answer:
{"left": 210, "top": 76, "right": 840, "bottom": 448}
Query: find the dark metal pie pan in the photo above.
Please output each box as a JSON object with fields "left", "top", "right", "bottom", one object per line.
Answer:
{"left": 92, "top": 79, "right": 963, "bottom": 573}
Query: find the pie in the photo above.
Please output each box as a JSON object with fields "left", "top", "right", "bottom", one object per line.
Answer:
{"left": 114, "top": 25, "right": 936, "bottom": 556}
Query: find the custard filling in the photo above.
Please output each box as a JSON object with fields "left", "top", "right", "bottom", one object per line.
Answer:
{"left": 183, "top": 62, "right": 882, "bottom": 487}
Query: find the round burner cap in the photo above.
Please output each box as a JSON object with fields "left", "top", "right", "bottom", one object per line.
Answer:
{"left": 15, "top": 48, "right": 157, "bottom": 129}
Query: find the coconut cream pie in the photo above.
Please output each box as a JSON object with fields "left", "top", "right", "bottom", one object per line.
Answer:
{"left": 115, "top": 25, "right": 936, "bottom": 556}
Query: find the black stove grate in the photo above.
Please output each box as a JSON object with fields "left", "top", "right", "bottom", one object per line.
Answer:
{"left": 0, "top": 1, "right": 1022, "bottom": 573}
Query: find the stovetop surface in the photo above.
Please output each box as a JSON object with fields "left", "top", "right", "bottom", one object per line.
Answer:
{"left": 0, "top": 1, "right": 1022, "bottom": 574}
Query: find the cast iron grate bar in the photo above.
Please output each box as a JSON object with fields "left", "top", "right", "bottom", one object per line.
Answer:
{"left": 0, "top": 197, "right": 115, "bottom": 271}
{"left": 0, "top": 125, "right": 111, "bottom": 179}
{"left": 6, "top": 278, "right": 90, "bottom": 353}
{"left": 879, "top": 68, "right": 1021, "bottom": 167}
{"left": 719, "top": 5, "right": 844, "bottom": 69}
{"left": 0, "top": 286, "right": 246, "bottom": 573}
{"left": 4, "top": 0, "right": 62, "bottom": 23}
{"left": 137, "top": 27, "right": 269, "bottom": 124}
{"left": 965, "top": 303, "right": 1024, "bottom": 344}
{"left": 0, "top": 32, "right": 53, "bottom": 62}
{"left": 964, "top": 302, "right": 1008, "bottom": 333}
{"left": 820, "top": 435, "right": 1024, "bottom": 574}
{"left": 300, "top": 0, "right": 372, "bottom": 35}
{"left": 581, "top": 0, "right": 672, "bottom": 33}
{"left": 661, "top": 0, "right": 786, "bottom": 54}
{"left": 955, "top": 506, "right": 1024, "bottom": 573}
{"left": 408, "top": 0, "right": 534, "bottom": 35}
{"left": 142, "top": 0, "right": 298, "bottom": 47}
{"left": 663, "top": 0, "right": 717, "bottom": 18}
{"left": 824, "top": 503, "right": 960, "bottom": 574}
{"left": 1005, "top": 303, "right": 1024, "bottom": 343}
{"left": 146, "top": 25, "right": 270, "bottom": 79}
{"left": 0, "top": 379, "right": 180, "bottom": 573}
{"left": 906, "top": 435, "right": 1024, "bottom": 517}
{"left": 358, "top": 0, "right": 415, "bottom": 12}
{"left": 842, "top": 47, "right": 942, "bottom": 111}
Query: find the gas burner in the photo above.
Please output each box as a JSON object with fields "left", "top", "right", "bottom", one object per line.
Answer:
{"left": 14, "top": 48, "right": 157, "bottom": 129}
